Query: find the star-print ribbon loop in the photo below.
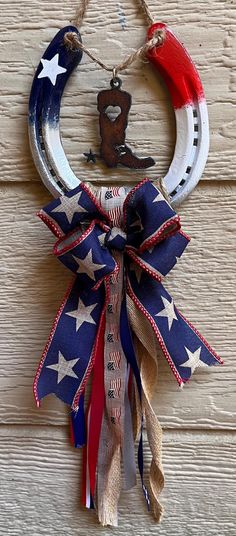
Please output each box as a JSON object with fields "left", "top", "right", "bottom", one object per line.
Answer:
{"left": 54, "top": 221, "right": 118, "bottom": 290}
{"left": 34, "top": 179, "right": 223, "bottom": 410}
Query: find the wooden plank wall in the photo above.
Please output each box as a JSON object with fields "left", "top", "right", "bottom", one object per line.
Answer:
{"left": 0, "top": 1, "right": 235, "bottom": 534}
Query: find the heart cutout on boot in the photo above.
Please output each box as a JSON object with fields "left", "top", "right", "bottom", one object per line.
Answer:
{"left": 105, "top": 105, "right": 121, "bottom": 122}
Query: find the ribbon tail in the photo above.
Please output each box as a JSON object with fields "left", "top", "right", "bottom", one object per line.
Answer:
{"left": 82, "top": 403, "right": 93, "bottom": 509}
{"left": 127, "top": 272, "right": 223, "bottom": 386}
{"left": 125, "top": 294, "right": 164, "bottom": 520}
{"left": 96, "top": 413, "right": 122, "bottom": 527}
{"left": 120, "top": 297, "right": 150, "bottom": 509}
{"left": 70, "top": 394, "right": 86, "bottom": 448}
{"left": 96, "top": 267, "right": 126, "bottom": 527}
{"left": 34, "top": 277, "right": 105, "bottom": 408}
{"left": 87, "top": 305, "right": 106, "bottom": 499}
{"left": 123, "top": 365, "right": 137, "bottom": 491}
{"left": 134, "top": 338, "right": 164, "bottom": 522}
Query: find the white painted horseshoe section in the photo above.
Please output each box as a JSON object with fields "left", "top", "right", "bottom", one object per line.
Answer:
{"left": 29, "top": 122, "right": 61, "bottom": 198}
{"left": 181, "top": 100, "right": 209, "bottom": 205}
{"left": 164, "top": 106, "right": 195, "bottom": 193}
{"left": 164, "top": 102, "right": 209, "bottom": 206}
{"left": 42, "top": 124, "right": 80, "bottom": 191}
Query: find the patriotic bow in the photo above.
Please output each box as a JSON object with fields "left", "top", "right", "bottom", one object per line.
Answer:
{"left": 34, "top": 178, "right": 221, "bottom": 406}
{"left": 34, "top": 178, "right": 222, "bottom": 524}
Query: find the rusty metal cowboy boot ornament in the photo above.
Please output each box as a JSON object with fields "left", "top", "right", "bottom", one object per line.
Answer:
{"left": 97, "top": 76, "right": 155, "bottom": 169}
{"left": 28, "top": 0, "right": 223, "bottom": 528}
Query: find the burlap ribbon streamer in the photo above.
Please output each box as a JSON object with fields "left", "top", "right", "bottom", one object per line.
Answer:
{"left": 97, "top": 414, "right": 122, "bottom": 526}
{"left": 128, "top": 296, "right": 165, "bottom": 521}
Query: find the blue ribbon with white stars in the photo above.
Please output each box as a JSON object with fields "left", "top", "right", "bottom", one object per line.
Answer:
{"left": 34, "top": 178, "right": 223, "bottom": 409}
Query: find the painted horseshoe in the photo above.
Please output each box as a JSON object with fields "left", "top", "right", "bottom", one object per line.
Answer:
{"left": 28, "top": 24, "right": 209, "bottom": 206}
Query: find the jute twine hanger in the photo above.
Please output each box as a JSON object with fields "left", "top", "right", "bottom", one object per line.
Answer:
{"left": 64, "top": 0, "right": 165, "bottom": 79}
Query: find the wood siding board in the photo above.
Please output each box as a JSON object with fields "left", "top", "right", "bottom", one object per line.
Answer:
{"left": 0, "top": 426, "right": 235, "bottom": 535}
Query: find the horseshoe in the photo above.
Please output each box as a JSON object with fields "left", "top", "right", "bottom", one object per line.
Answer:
{"left": 28, "top": 24, "right": 209, "bottom": 206}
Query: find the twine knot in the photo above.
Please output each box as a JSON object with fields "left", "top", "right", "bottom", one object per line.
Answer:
{"left": 64, "top": 31, "right": 81, "bottom": 51}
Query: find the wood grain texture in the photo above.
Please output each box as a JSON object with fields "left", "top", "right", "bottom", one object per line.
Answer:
{"left": 0, "top": 426, "right": 235, "bottom": 535}
{"left": 0, "top": 1, "right": 235, "bottom": 533}
{"left": 0, "top": 181, "right": 235, "bottom": 428}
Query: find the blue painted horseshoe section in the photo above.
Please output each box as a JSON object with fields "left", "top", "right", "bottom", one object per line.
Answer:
{"left": 28, "top": 26, "right": 83, "bottom": 197}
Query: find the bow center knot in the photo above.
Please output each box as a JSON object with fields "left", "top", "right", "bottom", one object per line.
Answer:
{"left": 105, "top": 226, "right": 127, "bottom": 251}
